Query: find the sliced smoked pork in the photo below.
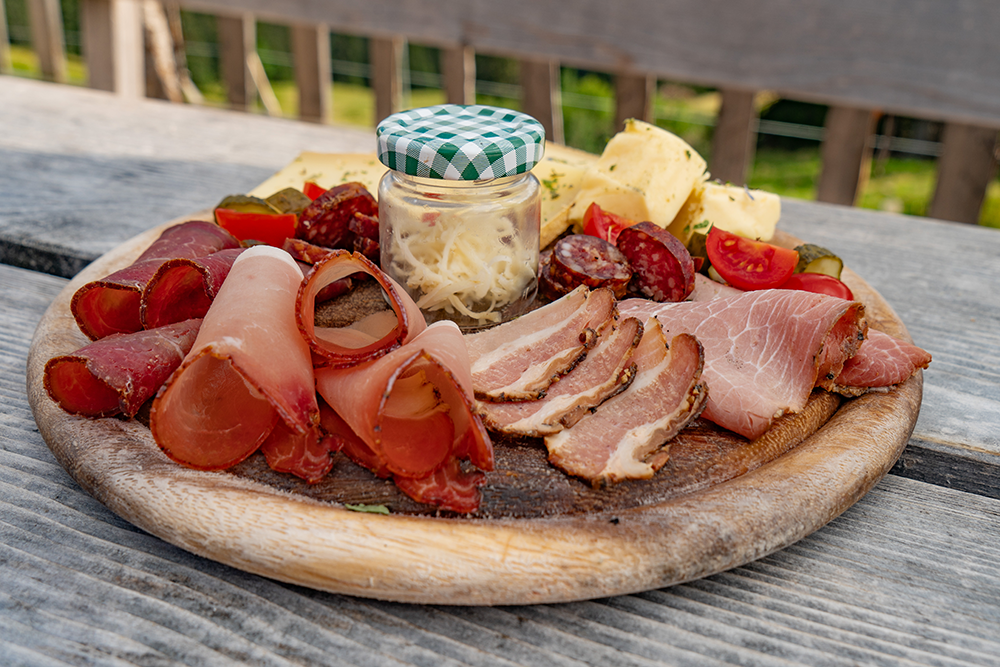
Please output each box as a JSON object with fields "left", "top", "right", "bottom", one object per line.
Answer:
{"left": 151, "top": 246, "right": 320, "bottom": 472}
{"left": 476, "top": 316, "right": 643, "bottom": 436}
{"left": 620, "top": 290, "right": 866, "bottom": 439}
{"left": 545, "top": 320, "right": 707, "bottom": 486}
{"left": 465, "top": 286, "right": 617, "bottom": 401}
{"left": 833, "top": 328, "right": 931, "bottom": 396}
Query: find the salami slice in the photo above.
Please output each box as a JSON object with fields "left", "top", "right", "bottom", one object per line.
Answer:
{"left": 616, "top": 221, "right": 695, "bottom": 302}
{"left": 297, "top": 182, "right": 378, "bottom": 249}
{"left": 549, "top": 234, "right": 633, "bottom": 298}
{"left": 44, "top": 318, "right": 201, "bottom": 418}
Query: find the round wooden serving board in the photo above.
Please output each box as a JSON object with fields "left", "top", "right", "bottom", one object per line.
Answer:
{"left": 26, "top": 219, "right": 923, "bottom": 605}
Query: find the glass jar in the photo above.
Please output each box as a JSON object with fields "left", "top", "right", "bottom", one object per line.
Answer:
{"left": 375, "top": 104, "right": 545, "bottom": 331}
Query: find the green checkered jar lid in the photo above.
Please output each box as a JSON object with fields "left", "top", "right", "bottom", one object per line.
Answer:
{"left": 376, "top": 104, "right": 546, "bottom": 181}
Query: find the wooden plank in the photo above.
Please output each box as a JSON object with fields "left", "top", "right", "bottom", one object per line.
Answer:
{"left": 176, "top": 0, "right": 1000, "bottom": 129}
{"left": 520, "top": 58, "right": 564, "bottom": 144}
{"left": 710, "top": 88, "right": 757, "bottom": 186}
{"left": 0, "top": 0, "right": 14, "bottom": 74}
{"left": 291, "top": 24, "right": 332, "bottom": 123}
{"left": 441, "top": 43, "right": 475, "bottom": 105}
{"left": 27, "top": 0, "right": 67, "bottom": 82}
{"left": 815, "top": 106, "right": 878, "bottom": 206}
{"left": 370, "top": 35, "right": 404, "bottom": 124}
{"left": 141, "top": 0, "right": 184, "bottom": 102}
{"left": 928, "top": 122, "right": 999, "bottom": 224}
{"left": 216, "top": 12, "right": 254, "bottom": 110}
{"left": 80, "top": 0, "right": 145, "bottom": 96}
{"left": 614, "top": 73, "right": 655, "bottom": 132}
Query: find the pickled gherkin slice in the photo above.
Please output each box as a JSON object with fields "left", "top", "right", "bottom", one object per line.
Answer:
{"left": 266, "top": 188, "right": 312, "bottom": 215}
{"left": 214, "top": 194, "right": 280, "bottom": 216}
{"left": 794, "top": 243, "right": 843, "bottom": 279}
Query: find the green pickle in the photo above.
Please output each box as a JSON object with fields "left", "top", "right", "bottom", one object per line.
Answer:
{"left": 794, "top": 243, "right": 843, "bottom": 279}
{"left": 214, "top": 194, "right": 281, "bottom": 216}
{"left": 265, "top": 188, "right": 312, "bottom": 215}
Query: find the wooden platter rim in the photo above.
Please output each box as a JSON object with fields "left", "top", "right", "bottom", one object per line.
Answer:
{"left": 25, "top": 214, "right": 922, "bottom": 606}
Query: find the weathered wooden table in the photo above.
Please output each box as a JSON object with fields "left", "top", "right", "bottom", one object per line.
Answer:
{"left": 2, "top": 76, "right": 999, "bottom": 666}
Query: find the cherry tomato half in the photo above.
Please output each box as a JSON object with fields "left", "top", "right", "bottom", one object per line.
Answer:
{"left": 780, "top": 272, "right": 855, "bottom": 300}
{"left": 215, "top": 208, "right": 297, "bottom": 247}
{"left": 704, "top": 227, "right": 799, "bottom": 291}
{"left": 303, "top": 181, "right": 327, "bottom": 201}
{"left": 582, "top": 202, "right": 635, "bottom": 244}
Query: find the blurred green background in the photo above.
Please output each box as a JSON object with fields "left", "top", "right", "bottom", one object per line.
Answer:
{"left": 5, "top": 0, "right": 998, "bottom": 228}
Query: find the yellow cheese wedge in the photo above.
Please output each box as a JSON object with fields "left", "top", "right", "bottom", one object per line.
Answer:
{"left": 668, "top": 181, "right": 781, "bottom": 243}
{"left": 567, "top": 119, "right": 708, "bottom": 231}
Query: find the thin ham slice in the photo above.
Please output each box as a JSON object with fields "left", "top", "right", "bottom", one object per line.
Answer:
{"left": 833, "top": 328, "right": 931, "bottom": 395}
{"left": 260, "top": 417, "right": 343, "bottom": 483}
{"left": 466, "top": 286, "right": 617, "bottom": 401}
{"left": 140, "top": 247, "right": 244, "bottom": 329}
{"left": 71, "top": 221, "right": 240, "bottom": 340}
{"left": 315, "top": 321, "right": 492, "bottom": 513}
{"left": 476, "top": 317, "right": 644, "bottom": 436}
{"left": 44, "top": 318, "right": 201, "bottom": 418}
{"left": 150, "top": 246, "right": 319, "bottom": 471}
{"left": 297, "top": 250, "right": 426, "bottom": 368}
{"left": 545, "top": 320, "right": 707, "bottom": 486}
{"left": 620, "top": 290, "right": 866, "bottom": 439}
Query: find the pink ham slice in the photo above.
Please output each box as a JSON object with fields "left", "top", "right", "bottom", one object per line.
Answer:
{"left": 315, "top": 321, "right": 493, "bottom": 513}
{"left": 620, "top": 290, "right": 866, "bottom": 439}
{"left": 476, "top": 316, "right": 644, "bottom": 436}
{"left": 150, "top": 246, "right": 320, "bottom": 471}
{"left": 297, "top": 250, "right": 426, "bottom": 368}
{"left": 71, "top": 221, "right": 240, "bottom": 340}
{"left": 465, "top": 286, "right": 617, "bottom": 401}
{"left": 545, "top": 320, "right": 707, "bottom": 486}
{"left": 140, "top": 247, "right": 244, "bottom": 329}
{"left": 44, "top": 318, "right": 201, "bottom": 418}
{"left": 833, "top": 328, "right": 931, "bottom": 395}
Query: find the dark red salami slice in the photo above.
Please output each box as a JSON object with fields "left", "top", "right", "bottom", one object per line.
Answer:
{"left": 140, "top": 247, "right": 244, "bottom": 329}
{"left": 44, "top": 318, "right": 201, "bottom": 418}
{"left": 297, "top": 182, "right": 377, "bottom": 249}
{"left": 70, "top": 221, "right": 240, "bottom": 340}
{"left": 616, "top": 222, "right": 695, "bottom": 302}
{"left": 549, "top": 234, "right": 633, "bottom": 298}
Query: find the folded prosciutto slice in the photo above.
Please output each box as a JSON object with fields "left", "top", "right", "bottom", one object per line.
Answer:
{"left": 620, "top": 290, "right": 866, "bottom": 439}
{"left": 44, "top": 318, "right": 201, "bottom": 418}
{"left": 833, "top": 328, "right": 931, "bottom": 396}
{"left": 297, "top": 250, "right": 426, "bottom": 368}
{"left": 140, "top": 247, "right": 244, "bottom": 329}
{"left": 151, "top": 246, "right": 319, "bottom": 471}
{"left": 315, "top": 321, "right": 493, "bottom": 513}
{"left": 545, "top": 320, "right": 707, "bottom": 486}
{"left": 71, "top": 221, "right": 240, "bottom": 340}
{"left": 465, "top": 286, "right": 617, "bottom": 401}
{"left": 476, "top": 317, "right": 644, "bottom": 436}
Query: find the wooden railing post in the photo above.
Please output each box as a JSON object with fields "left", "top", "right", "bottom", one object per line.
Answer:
{"left": 816, "top": 106, "right": 879, "bottom": 206}
{"left": 291, "top": 24, "right": 332, "bottom": 123}
{"left": 928, "top": 123, "right": 999, "bottom": 225}
{"left": 371, "top": 36, "right": 405, "bottom": 124}
{"left": 520, "top": 58, "right": 564, "bottom": 144}
{"left": 442, "top": 44, "right": 475, "bottom": 105}
{"left": 80, "top": 0, "right": 145, "bottom": 96}
{"left": 710, "top": 88, "right": 758, "bottom": 186}
{"left": 0, "top": 0, "right": 14, "bottom": 74}
{"left": 614, "top": 73, "right": 655, "bottom": 131}
{"left": 28, "top": 0, "right": 67, "bottom": 82}
{"left": 216, "top": 13, "right": 255, "bottom": 111}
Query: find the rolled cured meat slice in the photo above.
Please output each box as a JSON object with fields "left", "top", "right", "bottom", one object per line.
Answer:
{"left": 140, "top": 247, "right": 244, "bottom": 329}
{"left": 465, "top": 286, "right": 617, "bottom": 401}
{"left": 297, "top": 250, "right": 427, "bottom": 368}
{"left": 44, "top": 318, "right": 201, "bottom": 418}
{"left": 151, "top": 246, "right": 319, "bottom": 471}
{"left": 620, "top": 290, "right": 866, "bottom": 439}
{"left": 476, "top": 317, "right": 644, "bottom": 436}
{"left": 545, "top": 322, "right": 707, "bottom": 486}
{"left": 71, "top": 221, "right": 240, "bottom": 340}
{"left": 833, "top": 329, "right": 931, "bottom": 395}
{"left": 260, "top": 417, "right": 343, "bottom": 484}
{"left": 315, "top": 321, "right": 493, "bottom": 513}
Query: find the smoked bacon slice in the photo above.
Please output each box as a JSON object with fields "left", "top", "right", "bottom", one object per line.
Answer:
{"left": 465, "top": 286, "right": 616, "bottom": 402}
{"left": 150, "top": 246, "right": 320, "bottom": 471}
{"left": 545, "top": 320, "right": 707, "bottom": 486}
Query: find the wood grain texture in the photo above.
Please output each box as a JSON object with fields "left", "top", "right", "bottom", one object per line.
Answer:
{"left": 177, "top": 0, "right": 1000, "bottom": 127}
{"left": 24, "top": 215, "right": 921, "bottom": 605}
